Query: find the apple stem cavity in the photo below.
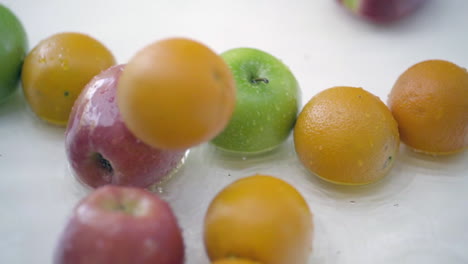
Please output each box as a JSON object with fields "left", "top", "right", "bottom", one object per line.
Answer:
{"left": 102, "top": 199, "right": 138, "bottom": 215}
{"left": 114, "top": 202, "right": 135, "bottom": 214}
{"left": 251, "top": 77, "right": 269, "bottom": 84}
{"left": 94, "top": 153, "right": 113, "bottom": 174}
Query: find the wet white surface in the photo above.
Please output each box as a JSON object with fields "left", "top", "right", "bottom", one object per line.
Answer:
{"left": 1, "top": 0, "right": 467, "bottom": 263}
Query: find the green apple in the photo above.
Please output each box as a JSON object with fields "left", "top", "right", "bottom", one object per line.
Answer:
{"left": 0, "top": 4, "right": 28, "bottom": 104}
{"left": 211, "top": 48, "right": 300, "bottom": 153}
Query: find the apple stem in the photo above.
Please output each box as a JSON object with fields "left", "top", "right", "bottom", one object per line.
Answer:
{"left": 251, "top": 77, "right": 269, "bottom": 84}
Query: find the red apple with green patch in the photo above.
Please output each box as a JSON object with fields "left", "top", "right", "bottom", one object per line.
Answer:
{"left": 337, "top": 0, "right": 427, "bottom": 23}
{"left": 53, "top": 185, "right": 185, "bottom": 264}
{"left": 65, "top": 64, "right": 186, "bottom": 188}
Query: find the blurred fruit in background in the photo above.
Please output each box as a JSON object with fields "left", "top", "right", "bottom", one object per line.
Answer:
{"left": 22, "top": 32, "right": 116, "bottom": 126}
{"left": 0, "top": 4, "right": 28, "bottom": 104}
{"left": 388, "top": 59, "right": 468, "bottom": 155}
{"left": 117, "top": 37, "right": 236, "bottom": 150}
{"left": 337, "top": 0, "right": 427, "bottom": 23}
{"left": 294, "top": 86, "right": 399, "bottom": 185}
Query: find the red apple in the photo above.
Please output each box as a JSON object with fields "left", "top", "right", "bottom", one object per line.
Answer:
{"left": 65, "top": 64, "right": 186, "bottom": 188}
{"left": 337, "top": 0, "right": 427, "bottom": 23}
{"left": 54, "top": 185, "right": 185, "bottom": 264}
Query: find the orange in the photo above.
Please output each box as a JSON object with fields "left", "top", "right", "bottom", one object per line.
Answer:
{"left": 388, "top": 59, "right": 468, "bottom": 154}
{"left": 117, "top": 38, "right": 236, "bottom": 150}
{"left": 22, "top": 32, "right": 116, "bottom": 126}
{"left": 212, "top": 258, "right": 262, "bottom": 264}
{"left": 204, "top": 175, "right": 313, "bottom": 264}
{"left": 294, "top": 86, "right": 400, "bottom": 185}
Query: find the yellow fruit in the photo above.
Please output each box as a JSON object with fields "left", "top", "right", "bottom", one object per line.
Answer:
{"left": 388, "top": 59, "right": 468, "bottom": 154}
{"left": 212, "top": 258, "right": 262, "bottom": 264}
{"left": 204, "top": 175, "right": 313, "bottom": 264}
{"left": 22, "top": 32, "right": 116, "bottom": 126}
{"left": 294, "top": 86, "right": 399, "bottom": 185}
{"left": 117, "top": 38, "right": 236, "bottom": 150}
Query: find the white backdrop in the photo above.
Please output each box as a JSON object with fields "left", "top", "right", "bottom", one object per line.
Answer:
{"left": 1, "top": 0, "right": 467, "bottom": 263}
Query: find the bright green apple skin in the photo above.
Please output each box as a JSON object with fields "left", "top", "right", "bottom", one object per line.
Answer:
{"left": 0, "top": 4, "right": 28, "bottom": 103}
{"left": 212, "top": 48, "right": 300, "bottom": 153}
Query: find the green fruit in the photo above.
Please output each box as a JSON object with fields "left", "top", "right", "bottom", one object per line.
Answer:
{"left": 0, "top": 4, "right": 28, "bottom": 103}
{"left": 212, "top": 48, "right": 300, "bottom": 153}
